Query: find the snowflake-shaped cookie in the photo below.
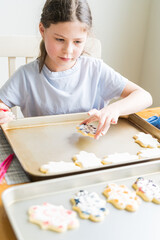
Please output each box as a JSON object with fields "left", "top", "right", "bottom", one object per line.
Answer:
{"left": 103, "top": 183, "right": 141, "bottom": 211}
{"left": 71, "top": 190, "right": 109, "bottom": 222}
{"left": 72, "top": 151, "right": 103, "bottom": 168}
{"left": 133, "top": 132, "right": 160, "bottom": 148}
{"left": 137, "top": 148, "right": 160, "bottom": 159}
{"left": 132, "top": 177, "right": 160, "bottom": 204}
{"left": 40, "top": 161, "right": 80, "bottom": 174}
{"left": 102, "top": 152, "right": 139, "bottom": 165}
{"left": 28, "top": 202, "right": 79, "bottom": 232}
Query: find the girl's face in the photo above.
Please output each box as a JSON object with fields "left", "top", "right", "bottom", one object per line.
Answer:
{"left": 39, "top": 21, "right": 88, "bottom": 72}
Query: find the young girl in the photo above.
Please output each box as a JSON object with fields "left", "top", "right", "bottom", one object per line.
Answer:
{"left": 0, "top": 0, "right": 152, "bottom": 139}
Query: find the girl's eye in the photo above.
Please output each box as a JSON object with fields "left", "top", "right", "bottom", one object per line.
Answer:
{"left": 74, "top": 41, "right": 82, "bottom": 44}
{"left": 56, "top": 38, "right": 64, "bottom": 42}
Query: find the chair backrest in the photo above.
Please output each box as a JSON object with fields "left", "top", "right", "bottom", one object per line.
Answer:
{"left": 0, "top": 36, "right": 101, "bottom": 117}
{"left": 0, "top": 36, "right": 41, "bottom": 87}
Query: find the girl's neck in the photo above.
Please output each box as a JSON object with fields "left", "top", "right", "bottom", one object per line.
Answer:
{"left": 45, "top": 55, "right": 77, "bottom": 72}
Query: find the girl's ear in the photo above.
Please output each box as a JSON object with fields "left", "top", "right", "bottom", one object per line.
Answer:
{"left": 39, "top": 23, "right": 45, "bottom": 39}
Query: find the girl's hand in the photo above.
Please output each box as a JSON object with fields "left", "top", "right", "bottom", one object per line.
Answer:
{"left": 0, "top": 103, "right": 15, "bottom": 125}
{"left": 81, "top": 107, "right": 120, "bottom": 139}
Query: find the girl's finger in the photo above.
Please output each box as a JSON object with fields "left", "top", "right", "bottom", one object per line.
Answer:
{"left": 0, "top": 117, "right": 11, "bottom": 124}
{"left": 0, "top": 111, "right": 10, "bottom": 118}
{"left": 99, "top": 116, "right": 113, "bottom": 136}
{"left": 94, "top": 115, "right": 107, "bottom": 139}
{"left": 111, "top": 117, "right": 118, "bottom": 124}
{"left": 0, "top": 103, "right": 10, "bottom": 111}
{"left": 0, "top": 111, "right": 14, "bottom": 118}
{"left": 101, "top": 124, "right": 111, "bottom": 136}
{"left": 80, "top": 115, "right": 97, "bottom": 125}
{"left": 88, "top": 109, "right": 100, "bottom": 117}
{"left": 80, "top": 109, "right": 100, "bottom": 125}
{"left": 0, "top": 112, "right": 15, "bottom": 125}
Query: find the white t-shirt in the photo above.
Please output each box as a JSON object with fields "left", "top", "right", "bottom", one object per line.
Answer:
{"left": 0, "top": 56, "right": 128, "bottom": 117}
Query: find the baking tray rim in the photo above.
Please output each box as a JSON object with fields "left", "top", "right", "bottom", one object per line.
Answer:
{"left": 1, "top": 112, "right": 88, "bottom": 130}
{"left": 21, "top": 156, "right": 160, "bottom": 181}
{"left": 3, "top": 159, "right": 160, "bottom": 205}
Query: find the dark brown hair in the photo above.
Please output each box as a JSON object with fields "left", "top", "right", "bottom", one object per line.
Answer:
{"left": 38, "top": 0, "right": 92, "bottom": 72}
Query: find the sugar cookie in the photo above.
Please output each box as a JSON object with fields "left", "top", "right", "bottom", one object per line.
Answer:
{"left": 71, "top": 190, "right": 109, "bottom": 222}
{"left": 132, "top": 177, "right": 160, "bottom": 204}
{"left": 76, "top": 124, "right": 97, "bottom": 138}
{"left": 28, "top": 202, "right": 79, "bottom": 232}
{"left": 133, "top": 132, "right": 160, "bottom": 148}
{"left": 102, "top": 152, "right": 139, "bottom": 165}
{"left": 72, "top": 151, "right": 103, "bottom": 168}
{"left": 137, "top": 148, "right": 160, "bottom": 159}
{"left": 40, "top": 161, "right": 80, "bottom": 174}
{"left": 103, "top": 183, "right": 141, "bottom": 211}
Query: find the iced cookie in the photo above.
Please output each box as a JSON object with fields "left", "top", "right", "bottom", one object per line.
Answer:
{"left": 71, "top": 190, "right": 109, "bottom": 222}
{"left": 133, "top": 132, "right": 160, "bottom": 148}
{"left": 76, "top": 124, "right": 97, "bottom": 138}
{"left": 72, "top": 151, "right": 103, "bottom": 168}
{"left": 132, "top": 177, "right": 160, "bottom": 204}
{"left": 137, "top": 148, "right": 160, "bottom": 159}
{"left": 40, "top": 161, "right": 80, "bottom": 174}
{"left": 28, "top": 202, "right": 79, "bottom": 233}
{"left": 102, "top": 152, "right": 139, "bottom": 165}
{"left": 103, "top": 183, "right": 141, "bottom": 211}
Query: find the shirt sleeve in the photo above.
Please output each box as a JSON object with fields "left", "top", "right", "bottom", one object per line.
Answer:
{"left": 99, "top": 61, "right": 128, "bottom": 102}
{"left": 0, "top": 66, "right": 28, "bottom": 108}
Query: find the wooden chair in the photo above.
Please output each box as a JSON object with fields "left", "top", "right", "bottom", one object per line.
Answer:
{"left": 0, "top": 36, "right": 101, "bottom": 118}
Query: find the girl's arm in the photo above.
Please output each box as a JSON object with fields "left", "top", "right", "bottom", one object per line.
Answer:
{"left": 0, "top": 100, "right": 14, "bottom": 125}
{"left": 82, "top": 80, "right": 153, "bottom": 139}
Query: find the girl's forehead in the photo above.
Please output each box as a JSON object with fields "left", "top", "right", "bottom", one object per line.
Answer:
{"left": 46, "top": 21, "right": 88, "bottom": 38}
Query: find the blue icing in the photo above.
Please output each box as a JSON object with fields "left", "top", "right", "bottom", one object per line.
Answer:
{"left": 75, "top": 198, "right": 80, "bottom": 205}
{"left": 82, "top": 211, "right": 90, "bottom": 215}
{"left": 100, "top": 207, "right": 106, "bottom": 212}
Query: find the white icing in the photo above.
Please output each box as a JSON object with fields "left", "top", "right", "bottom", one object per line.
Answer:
{"left": 102, "top": 152, "right": 139, "bottom": 164}
{"left": 29, "top": 203, "right": 79, "bottom": 231}
{"left": 104, "top": 183, "right": 141, "bottom": 210}
{"left": 72, "top": 190, "right": 108, "bottom": 219}
{"left": 40, "top": 161, "right": 80, "bottom": 173}
{"left": 73, "top": 151, "right": 103, "bottom": 168}
{"left": 134, "top": 132, "right": 160, "bottom": 148}
{"left": 138, "top": 148, "right": 160, "bottom": 158}
{"left": 134, "top": 177, "right": 160, "bottom": 201}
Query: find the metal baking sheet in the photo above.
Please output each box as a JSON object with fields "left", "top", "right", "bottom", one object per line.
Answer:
{"left": 2, "top": 160, "right": 160, "bottom": 240}
{"left": 1, "top": 112, "right": 160, "bottom": 181}
{"left": 129, "top": 113, "right": 160, "bottom": 139}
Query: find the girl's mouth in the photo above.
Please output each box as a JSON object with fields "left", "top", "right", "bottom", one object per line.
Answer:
{"left": 59, "top": 57, "right": 73, "bottom": 62}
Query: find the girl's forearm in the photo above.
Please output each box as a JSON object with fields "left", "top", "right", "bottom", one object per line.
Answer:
{"left": 107, "top": 89, "right": 153, "bottom": 117}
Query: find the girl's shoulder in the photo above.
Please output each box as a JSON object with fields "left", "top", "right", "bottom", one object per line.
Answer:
{"left": 79, "top": 55, "right": 106, "bottom": 73}
{"left": 8, "top": 59, "right": 39, "bottom": 82}
{"left": 80, "top": 55, "right": 103, "bottom": 65}
{"left": 18, "top": 59, "right": 39, "bottom": 73}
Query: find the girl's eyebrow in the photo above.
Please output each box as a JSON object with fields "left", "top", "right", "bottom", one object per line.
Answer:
{"left": 54, "top": 33, "right": 85, "bottom": 40}
{"left": 54, "top": 33, "right": 65, "bottom": 38}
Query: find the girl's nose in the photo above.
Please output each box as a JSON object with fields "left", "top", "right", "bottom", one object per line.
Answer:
{"left": 63, "top": 42, "right": 73, "bottom": 54}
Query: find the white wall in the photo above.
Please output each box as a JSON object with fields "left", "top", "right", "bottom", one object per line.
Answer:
{"left": 139, "top": 0, "right": 160, "bottom": 107}
{"left": 0, "top": 0, "right": 45, "bottom": 36}
{"left": 88, "top": 0, "right": 151, "bottom": 84}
